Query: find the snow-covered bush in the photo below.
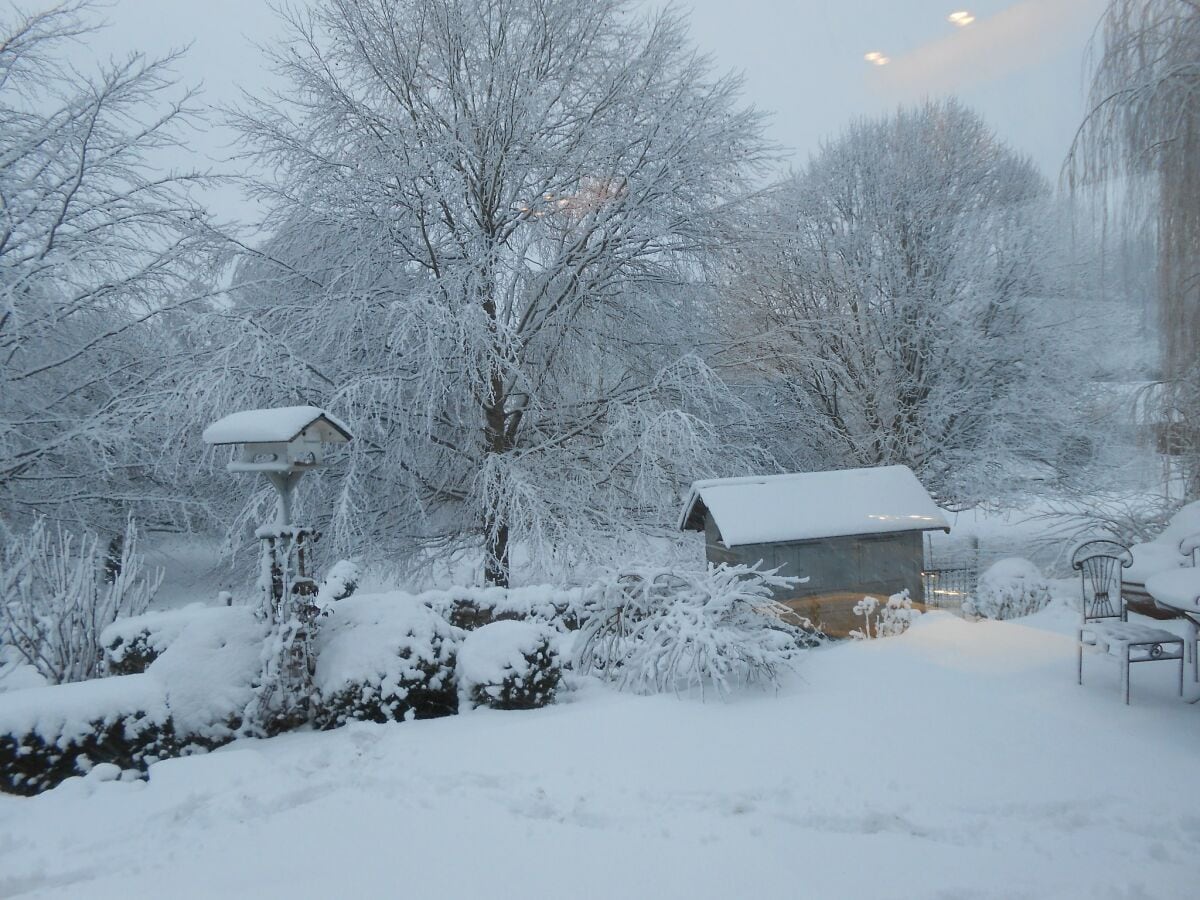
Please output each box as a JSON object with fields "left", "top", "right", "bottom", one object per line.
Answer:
{"left": 963, "top": 558, "right": 1051, "bottom": 620}
{"left": 849, "top": 591, "right": 919, "bottom": 640}
{"left": 0, "top": 674, "right": 174, "bottom": 796}
{"left": 458, "top": 621, "right": 562, "bottom": 711}
{"left": 101, "top": 604, "right": 235, "bottom": 676}
{"left": 575, "top": 564, "right": 820, "bottom": 697}
{"left": 0, "top": 518, "right": 160, "bottom": 684}
{"left": 312, "top": 594, "right": 461, "bottom": 729}
{"left": 1, "top": 604, "right": 267, "bottom": 795}
{"left": 147, "top": 606, "right": 266, "bottom": 743}
{"left": 317, "top": 559, "right": 360, "bottom": 608}
{"left": 0, "top": 645, "right": 47, "bottom": 693}
{"left": 425, "top": 585, "right": 586, "bottom": 632}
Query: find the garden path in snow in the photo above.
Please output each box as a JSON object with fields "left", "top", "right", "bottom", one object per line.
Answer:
{"left": 3, "top": 604, "right": 1198, "bottom": 899}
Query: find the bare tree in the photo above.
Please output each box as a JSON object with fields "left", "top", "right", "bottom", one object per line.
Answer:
{"left": 1, "top": 516, "right": 160, "bottom": 684}
{"left": 194, "top": 0, "right": 772, "bottom": 585}
{"left": 725, "top": 101, "right": 1079, "bottom": 505}
{"left": 1069, "top": 0, "right": 1200, "bottom": 494}
{"left": 0, "top": 1, "right": 218, "bottom": 537}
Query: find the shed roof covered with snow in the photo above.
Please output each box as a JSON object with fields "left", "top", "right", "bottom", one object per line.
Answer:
{"left": 678, "top": 465, "right": 949, "bottom": 548}
{"left": 202, "top": 406, "right": 351, "bottom": 446}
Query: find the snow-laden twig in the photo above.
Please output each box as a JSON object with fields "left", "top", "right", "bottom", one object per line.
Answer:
{"left": 0, "top": 517, "right": 160, "bottom": 683}
{"left": 575, "top": 563, "right": 822, "bottom": 698}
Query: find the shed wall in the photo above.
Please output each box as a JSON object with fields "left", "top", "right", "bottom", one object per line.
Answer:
{"left": 702, "top": 513, "right": 926, "bottom": 636}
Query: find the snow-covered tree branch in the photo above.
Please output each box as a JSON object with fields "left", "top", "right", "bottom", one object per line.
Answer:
{"left": 721, "top": 100, "right": 1083, "bottom": 506}
{"left": 183, "top": 0, "right": 774, "bottom": 583}
{"left": 0, "top": 1, "right": 220, "bottom": 537}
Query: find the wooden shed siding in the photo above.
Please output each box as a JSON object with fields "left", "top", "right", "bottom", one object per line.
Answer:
{"left": 703, "top": 515, "right": 738, "bottom": 566}
{"left": 715, "top": 531, "right": 923, "bottom": 599}
{"left": 700, "top": 510, "right": 927, "bottom": 637}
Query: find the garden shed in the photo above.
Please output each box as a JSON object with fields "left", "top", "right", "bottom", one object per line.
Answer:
{"left": 678, "top": 465, "right": 950, "bottom": 636}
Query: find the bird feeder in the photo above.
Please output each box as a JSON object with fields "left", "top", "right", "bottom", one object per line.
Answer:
{"left": 202, "top": 405, "right": 351, "bottom": 731}
{"left": 204, "top": 406, "right": 351, "bottom": 608}
{"left": 203, "top": 405, "right": 352, "bottom": 527}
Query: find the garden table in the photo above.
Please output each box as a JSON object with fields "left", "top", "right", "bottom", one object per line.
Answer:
{"left": 1144, "top": 568, "right": 1200, "bottom": 694}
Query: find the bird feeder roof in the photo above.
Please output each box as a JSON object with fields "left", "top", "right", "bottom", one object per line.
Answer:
{"left": 202, "top": 406, "right": 352, "bottom": 446}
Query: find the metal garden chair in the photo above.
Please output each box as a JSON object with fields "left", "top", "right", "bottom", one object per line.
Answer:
{"left": 1073, "top": 539, "right": 1185, "bottom": 704}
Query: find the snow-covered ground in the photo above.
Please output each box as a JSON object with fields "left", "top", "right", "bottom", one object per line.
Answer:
{"left": 4, "top": 601, "right": 1198, "bottom": 899}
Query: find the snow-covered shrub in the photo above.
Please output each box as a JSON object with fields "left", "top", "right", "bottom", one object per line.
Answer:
{"left": 849, "top": 596, "right": 878, "bottom": 639}
{"left": 849, "top": 590, "right": 919, "bottom": 640}
{"left": 317, "top": 559, "right": 360, "bottom": 608}
{"left": 458, "top": 621, "right": 562, "bottom": 711}
{"left": 0, "top": 604, "right": 269, "bottom": 795}
{"left": 575, "top": 564, "right": 820, "bottom": 697}
{"left": 1, "top": 518, "right": 160, "bottom": 684}
{"left": 0, "top": 608, "right": 265, "bottom": 794}
{"left": 426, "top": 585, "right": 585, "bottom": 631}
{"left": 0, "top": 645, "right": 47, "bottom": 693}
{"left": 0, "top": 674, "right": 174, "bottom": 796}
{"left": 963, "top": 558, "right": 1051, "bottom": 620}
{"left": 147, "top": 606, "right": 266, "bottom": 743}
{"left": 312, "top": 594, "right": 461, "bottom": 729}
{"left": 101, "top": 603, "right": 235, "bottom": 676}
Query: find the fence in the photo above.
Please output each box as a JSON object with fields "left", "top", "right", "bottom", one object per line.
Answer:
{"left": 922, "top": 534, "right": 981, "bottom": 612}
{"left": 921, "top": 566, "right": 977, "bottom": 610}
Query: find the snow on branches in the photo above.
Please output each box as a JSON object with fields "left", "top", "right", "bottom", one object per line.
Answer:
{"left": 575, "top": 564, "right": 822, "bottom": 698}
{"left": 0, "top": 1, "right": 220, "bottom": 535}
{"left": 184, "top": 0, "right": 773, "bottom": 584}
{"left": 0, "top": 517, "right": 160, "bottom": 684}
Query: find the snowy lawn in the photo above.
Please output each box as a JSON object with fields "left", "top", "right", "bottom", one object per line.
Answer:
{"left": 3, "top": 604, "right": 1199, "bottom": 899}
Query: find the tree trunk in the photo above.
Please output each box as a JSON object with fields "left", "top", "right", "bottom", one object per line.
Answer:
{"left": 483, "top": 385, "right": 511, "bottom": 587}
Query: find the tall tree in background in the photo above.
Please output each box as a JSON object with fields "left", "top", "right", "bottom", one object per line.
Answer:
{"left": 198, "top": 0, "right": 771, "bottom": 585}
{"left": 0, "top": 1, "right": 217, "bottom": 536}
{"left": 1070, "top": 0, "right": 1200, "bottom": 494}
{"left": 726, "top": 101, "right": 1075, "bottom": 505}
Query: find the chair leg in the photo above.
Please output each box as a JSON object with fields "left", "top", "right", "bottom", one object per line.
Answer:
{"left": 1189, "top": 620, "right": 1200, "bottom": 683}
{"left": 1123, "top": 646, "right": 1131, "bottom": 705}
{"left": 1077, "top": 637, "right": 1083, "bottom": 686}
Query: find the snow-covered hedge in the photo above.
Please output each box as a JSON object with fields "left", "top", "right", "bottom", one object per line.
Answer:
{"left": 963, "top": 558, "right": 1051, "bottom": 620}
{"left": 575, "top": 565, "right": 820, "bottom": 697}
{"left": 145, "top": 606, "right": 266, "bottom": 741}
{"left": 101, "top": 603, "right": 236, "bottom": 675}
{"left": 458, "top": 621, "right": 562, "bottom": 711}
{"left": 0, "top": 674, "right": 174, "bottom": 796}
{"left": 316, "top": 559, "right": 360, "bottom": 609}
{"left": 312, "top": 593, "right": 461, "bottom": 729}
{"left": 424, "top": 585, "right": 585, "bottom": 631}
{"left": 1, "top": 605, "right": 267, "bottom": 795}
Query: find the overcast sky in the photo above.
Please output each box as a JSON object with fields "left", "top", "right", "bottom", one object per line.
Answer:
{"left": 84, "top": 0, "right": 1107, "bottom": 223}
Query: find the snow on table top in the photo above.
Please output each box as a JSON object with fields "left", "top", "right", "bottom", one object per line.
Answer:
{"left": 202, "top": 406, "right": 350, "bottom": 445}
{"left": 680, "top": 465, "right": 948, "bottom": 547}
{"left": 1124, "top": 500, "right": 1200, "bottom": 583}
{"left": 1144, "top": 568, "right": 1200, "bottom": 612}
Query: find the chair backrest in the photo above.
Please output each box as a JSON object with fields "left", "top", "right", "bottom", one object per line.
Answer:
{"left": 1070, "top": 539, "right": 1133, "bottom": 622}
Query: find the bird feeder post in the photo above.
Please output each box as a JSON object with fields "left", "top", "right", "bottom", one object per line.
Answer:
{"left": 202, "top": 406, "right": 352, "bottom": 731}
{"left": 203, "top": 406, "right": 351, "bottom": 613}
